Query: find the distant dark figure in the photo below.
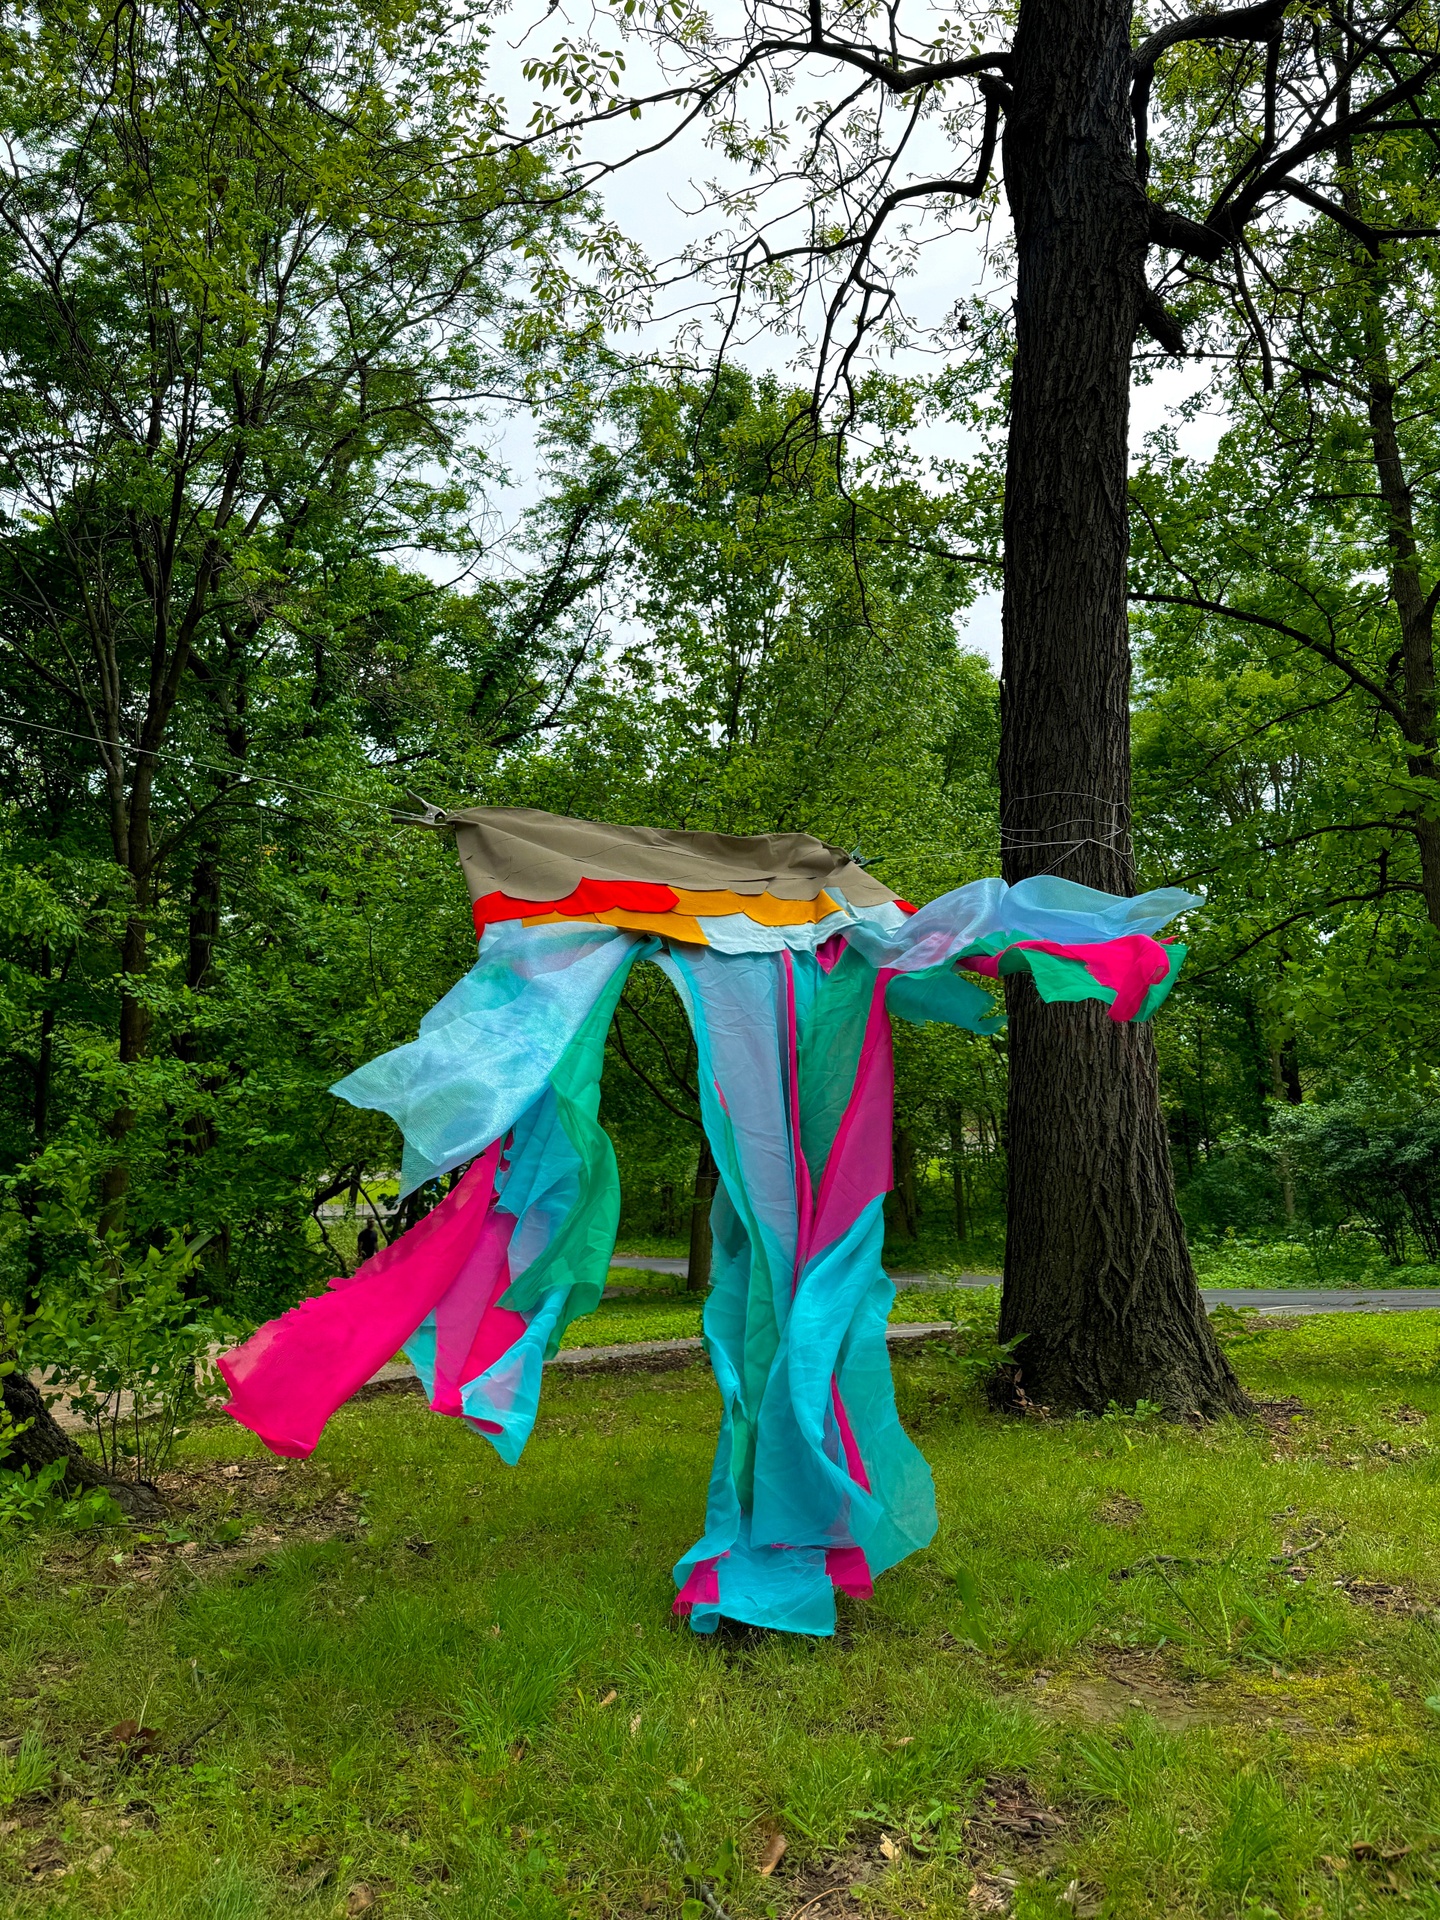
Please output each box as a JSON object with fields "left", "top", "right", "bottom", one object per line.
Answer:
{"left": 357, "top": 1221, "right": 380, "bottom": 1263}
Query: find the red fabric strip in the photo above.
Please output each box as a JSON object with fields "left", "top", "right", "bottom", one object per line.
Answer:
{"left": 472, "top": 878, "right": 678, "bottom": 933}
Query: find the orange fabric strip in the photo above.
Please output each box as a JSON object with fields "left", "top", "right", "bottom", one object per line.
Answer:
{"left": 520, "top": 909, "right": 710, "bottom": 944}
{"left": 671, "top": 888, "right": 841, "bottom": 925}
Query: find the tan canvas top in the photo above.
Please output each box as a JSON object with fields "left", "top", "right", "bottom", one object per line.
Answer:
{"left": 437, "top": 806, "right": 899, "bottom": 908}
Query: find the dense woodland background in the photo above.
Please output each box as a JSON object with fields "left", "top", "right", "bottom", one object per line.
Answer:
{"left": 2, "top": 0, "right": 1439, "bottom": 1335}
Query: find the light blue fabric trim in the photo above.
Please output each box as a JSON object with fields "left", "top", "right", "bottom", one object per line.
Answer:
{"left": 458, "top": 1287, "right": 567, "bottom": 1466}
{"left": 696, "top": 907, "right": 853, "bottom": 953}
{"left": 403, "top": 1314, "right": 437, "bottom": 1401}
{"left": 692, "top": 896, "right": 909, "bottom": 955}
{"left": 843, "top": 876, "right": 1201, "bottom": 974}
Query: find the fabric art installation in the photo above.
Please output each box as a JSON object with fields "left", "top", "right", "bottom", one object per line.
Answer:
{"left": 219, "top": 806, "right": 1198, "bottom": 1635}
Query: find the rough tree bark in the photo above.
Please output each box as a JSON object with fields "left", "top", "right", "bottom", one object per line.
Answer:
{"left": 1, "top": 1370, "right": 162, "bottom": 1517}
{"left": 995, "top": 0, "right": 1248, "bottom": 1415}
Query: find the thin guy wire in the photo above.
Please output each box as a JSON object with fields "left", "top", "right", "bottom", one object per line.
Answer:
{"left": 0, "top": 712, "right": 404, "bottom": 814}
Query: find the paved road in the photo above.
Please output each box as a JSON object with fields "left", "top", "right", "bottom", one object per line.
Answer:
{"left": 610, "top": 1255, "right": 1440, "bottom": 1316}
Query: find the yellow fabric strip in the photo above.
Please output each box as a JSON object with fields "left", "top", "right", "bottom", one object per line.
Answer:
{"left": 671, "top": 887, "right": 840, "bottom": 925}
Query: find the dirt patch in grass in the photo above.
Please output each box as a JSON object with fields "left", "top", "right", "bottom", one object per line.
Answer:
{"left": 954, "top": 1775, "right": 1074, "bottom": 1915}
{"left": 1250, "top": 1395, "right": 1309, "bottom": 1429}
{"left": 4, "top": 1786, "right": 165, "bottom": 1889}
{"left": 35, "top": 1454, "right": 362, "bottom": 1588}
{"left": 1094, "top": 1492, "right": 1145, "bottom": 1527}
{"left": 1385, "top": 1403, "right": 1431, "bottom": 1426}
{"left": 767, "top": 1831, "right": 904, "bottom": 1918}
{"left": 1033, "top": 1652, "right": 1227, "bottom": 1733}
{"left": 1335, "top": 1575, "right": 1439, "bottom": 1618}
{"left": 968, "top": 1774, "right": 1067, "bottom": 1849}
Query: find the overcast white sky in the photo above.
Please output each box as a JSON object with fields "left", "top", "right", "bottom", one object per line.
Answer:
{"left": 479, "top": 14, "right": 1229, "bottom": 669}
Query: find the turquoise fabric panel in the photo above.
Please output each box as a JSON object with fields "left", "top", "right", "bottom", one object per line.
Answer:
{"left": 457, "top": 1287, "right": 569, "bottom": 1466}
{"left": 331, "top": 922, "right": 642, "bottom": 1195}
{"left": 1138, "top": 941, "right": 1188, "bottom": 1021}
{"left": 752, "top": 1196, "right": 935, "bottom": 1572}
{"left": 829, "top": 1203, "right": 938, "bottom": 1575}
{"left": 885, "top": 965, "right": 1002, "bottom": 1032}
{"left": 498, "top": 938, "right": 656, "bottom": 1336}
{"left": 696, "top": 1520, "right": 838, "bottom": 1638}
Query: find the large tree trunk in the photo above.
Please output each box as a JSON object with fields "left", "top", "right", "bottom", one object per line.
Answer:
{"left": 1, "top": 1370, "right": 161, "bottom": 1516}
{"left": 996, "top": 0, "right": 1247, "bottom": 1415}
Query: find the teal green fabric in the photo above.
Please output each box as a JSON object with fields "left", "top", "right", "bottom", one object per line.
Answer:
{"left": 498, "top": 938, "right": 657, "bottom": 1347}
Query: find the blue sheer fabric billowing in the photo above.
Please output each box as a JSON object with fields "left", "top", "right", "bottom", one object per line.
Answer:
{"left": 332, "top": 922, "right": 641, "bottom": 1195}
{"left": 326, "top": 876, "right": 1198, "bottom": 1632}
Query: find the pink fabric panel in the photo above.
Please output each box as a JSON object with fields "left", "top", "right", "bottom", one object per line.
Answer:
{"left": 830, "top": 1377, "right": 872, "bottom": 1492}
{"left": 826, "top": 1546, "right": 874, "bottom": 1599}
{"left": 456, "top": 1286, "right": 531, "bottom": 1398}
{"left": 672, "top": 1555, "right": 722, "bottom": 1616}
{"left": 218, "top": 1146, "right": 503, "bottom": 1459}
{"left": 815, "top": 933, "right": 848, "bottom": 975}
{"left": 805, "top": 970, "right": 896, "bottom": 1262}
{"left": 429, "top": 1199, "right": 521, "bottom": 1416}
{"left": 959, "top": 934, "right": 1171, "bottom": 1022}
{"left": 1027, "top": 934, "right": 1171, "bottom": 1021}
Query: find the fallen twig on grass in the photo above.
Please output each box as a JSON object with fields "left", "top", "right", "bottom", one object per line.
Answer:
{"left": 171, "top": 1709, "right": 230, "bottom": 1765}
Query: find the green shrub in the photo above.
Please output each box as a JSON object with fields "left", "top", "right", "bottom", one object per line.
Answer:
{"left": 1270, "top": 1075, "right": 1440, "bottom": 1262}
{"left": 928, "top": 1282, "right": 1021, "bottom": 1393}
{"left": 12, "top": 1168, "right": 239, "bottom": 1483}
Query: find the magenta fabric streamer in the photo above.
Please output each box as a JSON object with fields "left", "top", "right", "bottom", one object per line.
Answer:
{"left": 218, "top": 1145, "right": 504, "bottom": 1457}
{"left": 825, "top": 1546, "right": 874, "bottom": 1599}
{"left": 427, "top": 1200, "right": 525, "bottom": 1421}
{"left": 961, "top": 932, "right": 1172, "bottom": 1020}
{"left": 673, "top": 1556, "right": 723, "bottom": 1616}
{"left": 803, "top": 970, "right": 897, "bottom": 1266}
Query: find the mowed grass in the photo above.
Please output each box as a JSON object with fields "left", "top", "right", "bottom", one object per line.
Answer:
{"left": 560, "top": 1277, "right": 956, "bottom": 1351}
{"left": 3, "top": 1315, "right": 1440, "bottom": 1918}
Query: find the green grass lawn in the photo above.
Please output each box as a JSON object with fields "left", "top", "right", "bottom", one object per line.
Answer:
{"left": 560, "top": 1279, "right": 956, "bottom": 1351}
{"left": 4, "top": 1314, "right": 1440, "bottom": 1918}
